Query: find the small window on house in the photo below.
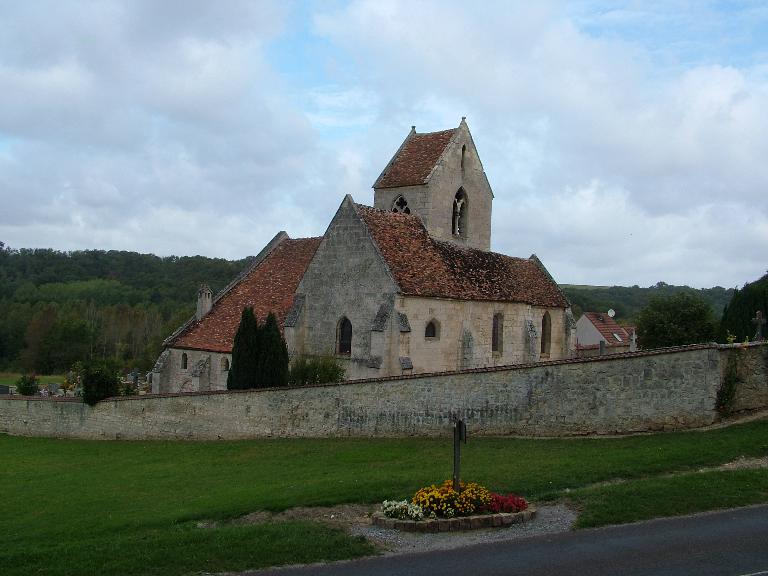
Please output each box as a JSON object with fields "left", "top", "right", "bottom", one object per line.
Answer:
{"left": 492, "top": 313, "right": 503, "bottom": 353}
{"left": 391, "top": 195, "right": 411, "bottom": 214}
{"left": 181, "top": 352, "right": 188, "bottom": 370}
{"left": 613, "top": 333, "right": 623, "bottom": 342}
{"left": 221, "top": 357, "right": 230, "bottom": 371}
{"left": 337, "top": 317, "right": 352, "bottom": 355}
{"left": 461, "top": 144, "right": 467, "bottom": 171}
{"left": 425, "top": 319, "right": 440, "bottom": 339}
{"left": 452, "top": 189, "right": 468, "bottom": 237}
{"left": 541, "top": 312, "right": 552, "bottom": 356}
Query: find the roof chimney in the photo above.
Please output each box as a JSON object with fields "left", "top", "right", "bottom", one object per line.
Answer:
{"left": 196, "top": 284, "right": 213, "bottom": 321}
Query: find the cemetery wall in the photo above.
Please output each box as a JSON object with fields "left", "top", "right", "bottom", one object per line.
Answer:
{"left": 1, "top": 343, "right": 766, "bottom": 440}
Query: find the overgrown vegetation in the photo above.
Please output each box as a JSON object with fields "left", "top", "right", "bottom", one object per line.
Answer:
{"left": 14, "top": 373, "right": 38, "bottom": 395}
{"left": 716, "top": 351, "right": 741, "bottom": 416}
{"left": 634, "top": 292, "right": 717, "bottom": 349}
{"left": 0, "top": 244, "right": 250, "bottom": 374}
{"left": 719, "top": 273, "right": 768, "bottom": 342}
{"left": 81, "top": 361, "right": 121, "bottom": 405}
{"left": 289, "top": 355, "right": 345, "bottom": 386}
{"left": 1, "top": 419, "right": 766, "bottom": 575}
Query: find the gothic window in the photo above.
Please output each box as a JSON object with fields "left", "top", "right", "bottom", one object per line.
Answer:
{"left": 425, "top": 319, "right": 440, "bottom": 339}
{"left": 492, "top": 313, "right": 503, "bottom": 353}
{"left": 461, "top": 144, "right": 467, "bottom": 171}
{"left": 391, "top": 195, "right": 411, "bottom": 214}
{"left": 541, "top": 311, "right": 552, "bottom": 356}
{"left": 337, "top": 317, "right": 352, "bottom": 355}
{"left": 221, "top": 357, "right": 230, "bottom": 372}
{"left": 452, "top": 189, "right": 468, "bottom": 237}
{"left": 181, "top": 352, "right": 188, "bottom": 370}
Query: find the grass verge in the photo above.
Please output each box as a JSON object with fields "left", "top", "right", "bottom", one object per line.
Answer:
{"left": 0, "top": 418, "right": 766, "bottom": 574}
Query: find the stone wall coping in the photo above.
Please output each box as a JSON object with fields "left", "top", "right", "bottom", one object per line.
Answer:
{"left": 2, "top": 342, "right": 764, "bottom": 404}
{"left": 371, "top": 507, "right": 536, "bottom": 532}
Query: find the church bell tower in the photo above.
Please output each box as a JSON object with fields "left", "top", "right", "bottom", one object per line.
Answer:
{"left": 372, "top": 118, "right": 494, "bottom": 251}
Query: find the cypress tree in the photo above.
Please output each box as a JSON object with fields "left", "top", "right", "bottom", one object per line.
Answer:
{"left": 719, "top": 273, "right": 768, "bottom": 342}
{"left": 257, "top": 311, "right": 289, "bottom": 387}
{"left": 228, "top": 307, "right": 260, "bottom": 390}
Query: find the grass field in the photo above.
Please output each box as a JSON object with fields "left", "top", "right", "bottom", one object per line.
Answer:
{"left": 1, "top": 418, "right": 767, "bottom": 575}
{"left": 0, "top": 372, "right": 66, "bottom": 387}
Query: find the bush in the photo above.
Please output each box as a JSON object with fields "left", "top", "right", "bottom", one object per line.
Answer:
{"left": 82, "top": 361, "right": 120, "bottom": 406}
{"left": 16, "top": 373, "right": 39, "bottom": 396}
{"left": 289, "top": 355, "right": 345, "bottom": 386}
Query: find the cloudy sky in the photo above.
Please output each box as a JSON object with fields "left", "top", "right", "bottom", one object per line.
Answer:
{"left": 1, "top": 1, "right": 766, "bottom": 288}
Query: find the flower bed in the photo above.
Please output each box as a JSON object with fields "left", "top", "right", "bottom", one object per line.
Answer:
{"left": 375, "top": 480, "right": 534, "bottom": 532}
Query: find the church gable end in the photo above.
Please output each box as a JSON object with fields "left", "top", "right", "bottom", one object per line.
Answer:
{"left": 287, "top": 195, "right": 400, "bottom": 378}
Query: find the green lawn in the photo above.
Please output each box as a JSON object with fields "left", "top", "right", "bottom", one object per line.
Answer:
{"left": 1, "top": 419, "right": 767, "bottom": 575}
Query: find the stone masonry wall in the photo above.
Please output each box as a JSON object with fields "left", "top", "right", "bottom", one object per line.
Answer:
{"left": 3, "top": 343, "right": 766, "bottom": 441}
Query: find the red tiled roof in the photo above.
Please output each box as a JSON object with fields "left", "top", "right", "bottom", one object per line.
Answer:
{"left": 356, "top": 204, "right": 568, "bottom": 307}
{"left": 169, "top": 237, "right": 322, "bottom": 353}
{"left": 374, "top": 129, "right": 456, "bottom": 188}
{"left": 582, "top": 312, "right": 631, "bottom": 346}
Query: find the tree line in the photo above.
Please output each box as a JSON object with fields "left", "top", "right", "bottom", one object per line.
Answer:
{"left": 0, "top": 243, "right": 250, "bottom": 374}
{"left": 0, "top": 241, "right": 764, "bottom": 375}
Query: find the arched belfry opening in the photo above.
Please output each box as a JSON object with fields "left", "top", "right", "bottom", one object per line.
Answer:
{"left": 452, "top": 188, "right": 468, "bottom": 238}
{"left": 391, "top": 195, "right": 410, "bottom": 214}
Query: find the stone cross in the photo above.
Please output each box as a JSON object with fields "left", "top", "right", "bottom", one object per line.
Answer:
{"left": 453, "top": 419, "right": 468, "bottom": 492}
{"left": 753, "top": 310, "right": 766, "bottom": 341}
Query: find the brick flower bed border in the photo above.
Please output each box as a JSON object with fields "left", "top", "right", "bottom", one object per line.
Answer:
{"left": 372, "top": 507, "right": 536, "bottom": 533}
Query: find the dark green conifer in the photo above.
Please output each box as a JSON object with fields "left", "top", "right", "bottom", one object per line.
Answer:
{"left": 257, "top": 311, "right": 288, "bottom": 387}
{"left": 227, "top": 307, "right": 260, "bottom": 389}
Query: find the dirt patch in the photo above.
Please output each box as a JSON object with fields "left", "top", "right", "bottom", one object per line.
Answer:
{"left": 197, "top": 504, "right": 376, "bottom": 530}
{"left": 714, "top": 456, "right": 768, "bottom": 471}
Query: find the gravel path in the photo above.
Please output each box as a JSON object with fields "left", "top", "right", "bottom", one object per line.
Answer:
{"left": 349, "top": 504, "right": 577, "bottom": 555}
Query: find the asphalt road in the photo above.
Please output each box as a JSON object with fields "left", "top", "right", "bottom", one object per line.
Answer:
{"left": 248, "top": 505, "right": 768, "bottom": 576}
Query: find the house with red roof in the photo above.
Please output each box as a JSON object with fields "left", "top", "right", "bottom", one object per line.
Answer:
{"left": 152, "top": 119, "right": 576, "bottom": 391}
{"left": 575, "top": 311, "right": 638, "bottom": 357}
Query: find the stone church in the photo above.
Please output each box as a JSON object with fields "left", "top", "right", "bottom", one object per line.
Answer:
{"left": 152, "top": 119, "right": 575, "bottom": 393}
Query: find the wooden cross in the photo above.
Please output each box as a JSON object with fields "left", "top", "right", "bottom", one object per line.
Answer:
{"left": 453, "top": 419, "right": 467, "bottom": 492}
{"left": 753, "top": 310, "right": 766, "bottom": 341}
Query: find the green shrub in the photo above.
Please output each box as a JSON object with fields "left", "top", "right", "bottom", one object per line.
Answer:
{"left": 82, "top": 361, "right": 120, "bottom": 406}
{"left": 15, "top": 374, "right": 39, "bottom": 396}
{"left": 716, "top": 351, "right": 740, "bottom": 416}
{"left": 289, "top": 355, "right": 345, "bottom": 386}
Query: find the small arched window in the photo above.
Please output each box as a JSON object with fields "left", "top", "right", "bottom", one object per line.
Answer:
{"left": 461, "top": 144, "right": 467, "bottom": 171}
{"left": 541, "top": 311, "right": 552, "bottom": 356}
{"left": 221, "top": 357, "right": 230, "bottom": 372}
{"left": 425, "top": 319, "right": 440, "bottom": 339}
{"left": 492, "top": 313, "right": 503, "bottom": 353}
{"left": 452, "top": 189, "right": 468, "bottom": 237}
{"left": 337, "top": 317, "right": 352, "bottom": 355}
{"left": 391, "top": 195, "right": 411, "bottom": 214}
{"left": 181, "top": 352, "right": 188, "bottom": 370}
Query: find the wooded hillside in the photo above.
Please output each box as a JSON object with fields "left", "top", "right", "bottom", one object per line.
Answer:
{"left": 0, "top": 242, "right": 755, "bottom": 374}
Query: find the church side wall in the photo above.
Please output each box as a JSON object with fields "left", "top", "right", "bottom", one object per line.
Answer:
{"left": 400, "top": 297, "right": 568, "bottom": 373}
{"left": 163, "top": 348, "right": 231, "bottom": 393}
{"left": 4, "top": 344, "right": 765, "bottom": 440}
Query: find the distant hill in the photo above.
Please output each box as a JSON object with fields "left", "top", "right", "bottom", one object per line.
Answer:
{"left": 560, "top": 282, "right": 735, "bottom": 324}
{"left": 0, "top": 242, "right": 742, "bottom": 373}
